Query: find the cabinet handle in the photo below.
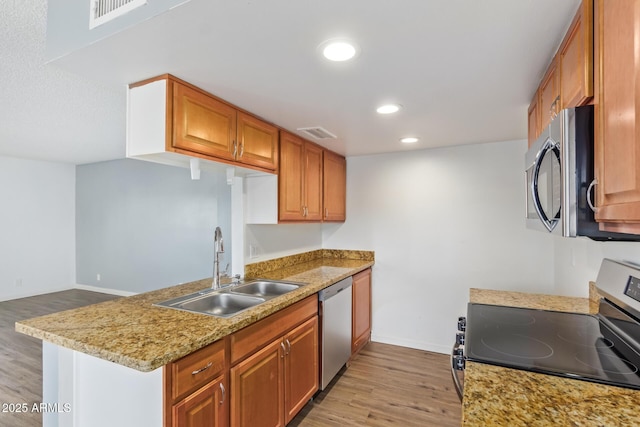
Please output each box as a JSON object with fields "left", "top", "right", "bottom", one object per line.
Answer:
{"left": 191, "top": 362, "right": 212, "bottom": 376}
{"left": 239, "top": 140, "right": 245, "bottom": 158}
{"left": 285, "top": 339, "right": 291, "bottom": 355}
{"left": 587, "top": 179, "right": 598, "bottom": 213}
{"left": 280, "top": 342, "right": 286, "bottom": 358}
{"left": 232, "top": 140, "right": 238, "bottom": 157}
{"left": 219, "top": 382, "right": 225, "bottom": 405}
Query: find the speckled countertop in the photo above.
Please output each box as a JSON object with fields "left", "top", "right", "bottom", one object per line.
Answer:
{"left": 463, "top": 287, "right": 640, "bottom": 426}
{"left": 16, "top": 249, "right": 373, "bottom": 372}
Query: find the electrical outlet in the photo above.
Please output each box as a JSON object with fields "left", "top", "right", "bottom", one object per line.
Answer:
{"left": 15, "top": 278, "right": 22, "bottom": 287}
{"left": 97, "top": 273, "right": 101, "bottom": 282}
{"left": 249, "top": 245, "right": 258, "bottom": 258}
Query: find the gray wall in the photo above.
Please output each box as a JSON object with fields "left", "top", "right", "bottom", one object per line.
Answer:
{"left": 76, "top": 159, "right": 231, "bottom": 293}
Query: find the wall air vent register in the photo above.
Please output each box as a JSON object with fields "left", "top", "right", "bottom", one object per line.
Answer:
{"left": 297, "top": 127, "right": 338, "bottom": 140}
{"left": 90, "top": 0, "right": 147, "bottom": 29}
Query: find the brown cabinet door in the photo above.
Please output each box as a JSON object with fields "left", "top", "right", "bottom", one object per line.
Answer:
{"left": 527, "top": 93, "right": 540, "bottom": 148}
{"left": 304, "top": 143, "right": 324, "bottom": 221}
{"left": 352, "top": 269, "right": 372, "bottom": 354}
{"left": 560, "top": 0, "right": 594, "bottom": 109}
{"left": 172, "top": 82, "right": 237, "bottom": 161}
{"left": 539, "top": 59, "right": 560, "bottom": 131}
{"left": 284, "top": 316, "right": 319, "bottom": 424}
{"left": 279, "top": 131, "right": 305, "bottom": 221}
{"left": 323, "top": 151, "right": 346, "bottom": 221}
{"left": 173, "top": 375, "right": 227, "bottom": 427}
{"left": 230, "top": 339, "right": 284, "bottom": 427}
{"left": 237, "top": 111, "right": 278, "bottom": 171}
{"left": 594, "top": 0, "right": 640, "bottom": 232}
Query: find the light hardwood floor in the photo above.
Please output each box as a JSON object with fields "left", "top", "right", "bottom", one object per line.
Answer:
{"left": 0, "top": 290, "right": 462, "bottom": 427}
{"left": 0, "top": 289, "right": 121, "bottom": 427}
{"left": 290, "top": 342, "right": 462, "bottom": 427}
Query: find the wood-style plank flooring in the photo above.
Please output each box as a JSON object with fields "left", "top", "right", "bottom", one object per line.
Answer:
{"left": 290, "top": 342, "right": 462, "bottom": 427}
{"left": 0, "top": 290, "right": 462, "bottom": 427}
{"left": 0, "top": 289, "right": 121, "bottom": 427}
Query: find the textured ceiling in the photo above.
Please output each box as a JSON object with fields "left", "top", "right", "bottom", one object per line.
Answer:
{"left": 1, "top": 0, "right": 581, "bottom": 164}
{"left": 0, "top": 0, "right": 125, "bottom": 164}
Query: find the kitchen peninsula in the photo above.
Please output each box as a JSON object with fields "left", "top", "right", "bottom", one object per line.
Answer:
{"left": 16, "top": 249, "right": 373, "bottom": 427}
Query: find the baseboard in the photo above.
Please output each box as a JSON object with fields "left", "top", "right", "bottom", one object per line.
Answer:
{"left": 371, "top": 334, "right": 450, "bottom": 355}
{"left": 74, "top": 284, "right": 137, "bottom": 297}
{"left": 0, "top": 285, "right": 72, "bottom": 302}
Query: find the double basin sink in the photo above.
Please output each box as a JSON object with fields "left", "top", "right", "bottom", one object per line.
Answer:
{"left": 154, "top": 280, "right": 302, "bottom": 318}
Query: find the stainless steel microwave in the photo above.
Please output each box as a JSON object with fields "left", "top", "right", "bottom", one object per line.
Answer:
{"left": 525, "top": 105, "right": 640, "bottom": 241}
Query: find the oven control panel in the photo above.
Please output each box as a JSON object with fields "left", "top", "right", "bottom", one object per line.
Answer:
{"left": 625, "top": 275, "right": 640, "bottom": 303}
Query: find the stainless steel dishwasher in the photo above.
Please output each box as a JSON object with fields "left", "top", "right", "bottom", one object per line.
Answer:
{"left": 318, "top": 276, "right": 353, "bottom": 390}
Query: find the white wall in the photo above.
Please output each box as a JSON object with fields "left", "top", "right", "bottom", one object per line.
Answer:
{"left": 553, "top": 236, "right": 640, "bottom": 297}
{"left": 244, "top": 223, "right": 323, "bottom": 263}
{"left": 322, "top": 140, "right": 555, "bottom": 353}
{"left": 0, "top": 156, "right": 75, "bottom": 301}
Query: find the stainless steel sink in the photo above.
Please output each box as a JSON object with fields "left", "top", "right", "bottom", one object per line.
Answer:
{"left": 153, "top": 279, "right": 303, "bottom": 318}
{"left": 231, "top": 280, "right": 300, "bottom": 297}
{"left": 178, "top": 293, "right": 264, "bottom": 317}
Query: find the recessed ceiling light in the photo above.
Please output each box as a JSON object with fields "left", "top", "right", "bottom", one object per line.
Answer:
{"left": 376, "top": 104, "right": 402, "bottom": 114}
{"left": 319, "top": 38, "right": 359, "bottom": 62}
{"left": 400, "top": 137, "right": 419, "bottom": 144}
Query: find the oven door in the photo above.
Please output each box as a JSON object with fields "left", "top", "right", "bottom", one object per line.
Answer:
{"left": 525, "top": 130, "right": 562, "bottom": 234}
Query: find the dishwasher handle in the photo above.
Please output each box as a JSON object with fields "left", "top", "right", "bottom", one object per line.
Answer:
{"left": 318, "top": 277, "right": 353, "bottom": 301}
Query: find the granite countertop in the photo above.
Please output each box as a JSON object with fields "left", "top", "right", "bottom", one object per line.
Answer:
{"left": 16, "top": 249, "right": 373, "bottom": 372}
{"left": 463, "top": 287, "right": 640, "bottom": 426}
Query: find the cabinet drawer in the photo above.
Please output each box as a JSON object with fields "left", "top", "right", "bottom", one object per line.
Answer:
{"left": 169, "top": 339, "right": 226, "bottom": 402}
{"left": 230, "top": 295, "right": 318, "bottom": 365}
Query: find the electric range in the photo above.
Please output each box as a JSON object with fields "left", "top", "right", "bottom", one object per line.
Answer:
{"left": 451, "top": 259, "right": 640, "bottom": 400}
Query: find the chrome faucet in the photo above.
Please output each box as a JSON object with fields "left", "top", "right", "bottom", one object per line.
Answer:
{"left": 212, "top": 227, "right": 224, "bottom": 289}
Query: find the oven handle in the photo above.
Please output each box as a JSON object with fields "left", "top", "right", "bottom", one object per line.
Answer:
{"left": 450, "top": 343, "right": 464, "bottom": 402}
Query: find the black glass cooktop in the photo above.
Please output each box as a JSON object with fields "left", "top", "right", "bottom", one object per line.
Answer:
{"left": 465, "top": 303, "right": 640, "bottom": 390}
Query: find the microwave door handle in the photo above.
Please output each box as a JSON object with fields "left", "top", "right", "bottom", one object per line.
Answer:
{"left": 531, "top": 140, "right": 559, "bottom": 232}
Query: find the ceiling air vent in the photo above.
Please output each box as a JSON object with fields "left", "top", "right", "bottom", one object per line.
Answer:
{"left": 297, "top": 127, "right": 338, "bottom": 140}
{"left": 90, "top": 0, "right": 147, "bottom": 29}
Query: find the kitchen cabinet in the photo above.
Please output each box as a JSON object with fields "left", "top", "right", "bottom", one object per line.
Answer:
{"left": 527, "top": 93, "right": 540, "bottom": 146}
{"left": 279, "top": 131, "right": 323, "bottom": 221}
{"left": 539, "top": 58, "right": 560, "bottom": 132}
{"left": 164, "top": 338, "right": 228, "bottom": 427}
{"left": 527, "top": 0, "right": 594, "bottom": 147}
{"left": 322, "top": 150, "right": 346, "bottom": 221}
{"left": 352, "top": 268, "right": 372, "bottom": 356}
{"left": 173, "top": 376, "right": 226, "bottom": 427}
{"left": 229, "top": 296, "right": 318, "bottom": 427}
{"left": 593, "top": 0, "right": 640, "bottom": 233}
{"left": 559, "top": 0, "right": 594, "bottom": 109}
{"left": 128, "top": 74, "right": 278, "bottom": 173}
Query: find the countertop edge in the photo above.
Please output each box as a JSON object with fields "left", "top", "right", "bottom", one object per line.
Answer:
{"left": 16, "top": 258, "right": 374, "bottom": 372}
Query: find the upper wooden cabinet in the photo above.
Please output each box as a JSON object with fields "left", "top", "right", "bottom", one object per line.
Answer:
{"left": 527, "top": 92, "right": 540, "bottom": 145}
{"left": 593, "top": 0, "right": 640, "bottom": 233}
{"left": 527, "top": 0, "right": 594, "bottom": 147}
{"left": 539, "top": 58, "right": 561, "bottom": 132}
{"left": 559, "top": 0, "right": 594, "bottom": 109}
{"left": 128, "top": 74, "right": 278, "bottom": 173}
{"left": 279, "top": 131, "right": 323, "bottom": 222}
{"left": 323, "top": 151, "right": 346, "bottom": 222}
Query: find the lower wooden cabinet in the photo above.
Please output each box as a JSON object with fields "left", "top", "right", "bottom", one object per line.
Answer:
{"left": 230, "top": 339, "right": 284, "bottom": 427}
{"left": 352, "top": 268, "right": 372, "bottom": 355}
{"left": 173, "top": 375, "right": 227, "bottom": 427}
{"left": 230, "top": 316, "right": 319, "bottom": 427}
{"left": 165, "top": 338, "right": 229, "bottom": 427}
{"left": 284, "top": 317, "right": 319, "bottom": 424}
